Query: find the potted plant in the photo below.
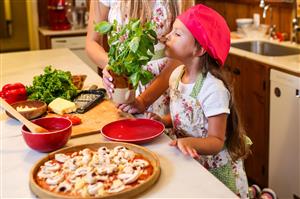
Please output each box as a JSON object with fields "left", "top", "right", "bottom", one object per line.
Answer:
{"left": 95, "top": 19, "right": 158, "bottom": 104}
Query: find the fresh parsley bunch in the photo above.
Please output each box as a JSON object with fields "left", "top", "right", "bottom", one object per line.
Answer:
{"left": 95, "top": 19, "right": 158, "bottom": 89}
{"left": 26, "top": 66, "right": 78, "bottom": 104}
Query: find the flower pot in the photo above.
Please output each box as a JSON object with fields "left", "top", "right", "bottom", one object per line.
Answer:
{"left": 109, "top": 71, "right": 135, "bottom": 104}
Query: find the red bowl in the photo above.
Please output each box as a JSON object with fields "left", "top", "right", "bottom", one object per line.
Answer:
{"left": 101, "top": 118, "right": 165, "bottom": 144}
{"left": 21, "top": 117, "right": 72, "bottom": 152}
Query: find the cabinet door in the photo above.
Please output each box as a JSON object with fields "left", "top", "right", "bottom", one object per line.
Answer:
{"left": 227, "top": 54, "right": 269, "bottom": 187}
{"left": 225, "top": 54, "right": 245, "bottom": 121}
{"left": 242, "top": 59, "right": 269, "bottom": 187}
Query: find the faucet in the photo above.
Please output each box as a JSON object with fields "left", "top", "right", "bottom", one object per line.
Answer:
{"left": 259, "top": 0, "right": 265, "bottom": 8}
{"left": 260, "top": 1, "right": 276, "bottom": 39}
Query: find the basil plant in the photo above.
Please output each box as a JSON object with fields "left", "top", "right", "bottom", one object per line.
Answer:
{"left": 95, "top": 19, "right": 158, "bottom": 89}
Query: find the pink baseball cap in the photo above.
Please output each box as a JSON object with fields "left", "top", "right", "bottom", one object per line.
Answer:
{"left": 178, "top": 4, "right": 231, "bottom": 66}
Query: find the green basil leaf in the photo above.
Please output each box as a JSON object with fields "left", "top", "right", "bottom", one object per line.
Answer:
{"left": 129, "top": 36, "right": 140, "bottom": 53}
{"left": 94, "top": 21, "right": 112, "bottom": 34}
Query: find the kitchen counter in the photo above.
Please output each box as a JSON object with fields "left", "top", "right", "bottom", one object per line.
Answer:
{"left": 39, "top": 26, "right": 87, "bottom": 36}
{"left": 230, "top": 36, "right": 300, "bottom": 76}
{"left": 0, "top": 49, "right": 237, "bottom": 198}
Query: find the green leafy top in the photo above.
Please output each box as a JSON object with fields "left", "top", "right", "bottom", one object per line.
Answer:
{"left": 95, "top": 19, "right": 158, "bottom": 89}
{"left": 26, "top": 66, "right": 78, "bottom": 104}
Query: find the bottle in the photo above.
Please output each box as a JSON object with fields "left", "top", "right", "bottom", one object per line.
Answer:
{"left": 253, "top": 13, "right": 260, "bottom": 29}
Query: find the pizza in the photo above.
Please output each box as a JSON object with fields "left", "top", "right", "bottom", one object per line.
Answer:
{"left": 35, "top": 145, "right": 155, "bottom": 197}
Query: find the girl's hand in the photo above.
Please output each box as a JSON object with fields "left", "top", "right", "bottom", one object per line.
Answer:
{"left": 102, "top": 66, "right": 114, "bottom": 98}
{"left": 169, "top": 138, "right": 200, "bottom": 159}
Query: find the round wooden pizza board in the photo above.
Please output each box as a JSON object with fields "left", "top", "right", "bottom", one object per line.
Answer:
{"left": 29, "top": 142, "right": 161, "bottom": 199}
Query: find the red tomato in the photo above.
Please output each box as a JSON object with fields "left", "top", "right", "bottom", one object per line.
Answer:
{"left": 62, "top": 114, "right": 81, "bottom": 125}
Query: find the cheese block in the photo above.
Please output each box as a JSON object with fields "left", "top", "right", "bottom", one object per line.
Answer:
{"left": 48, "top": 98, "right": 77, "bottom": 115}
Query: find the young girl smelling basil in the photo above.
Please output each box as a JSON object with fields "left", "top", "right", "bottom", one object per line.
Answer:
{"left": 147, "top": 4, "right": 250, "bottom": 198}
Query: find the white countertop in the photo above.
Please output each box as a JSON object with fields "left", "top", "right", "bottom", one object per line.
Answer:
{"left": 0, "top": 49, "right": 237, "bottom": 198}
{"left": 39, "top": 26, "right": 87, "bottom": 36}
{"left": 230, "top": 36, "right": 300, "bottom": 75}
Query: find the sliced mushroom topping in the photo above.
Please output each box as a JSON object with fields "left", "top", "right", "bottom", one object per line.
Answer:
{"left": 73, "top": 156, "right": 83, "bottom": 167}
{"left": 55, "top": 154, "right": 70, "bottom": 163}
{"left": 97, "top": 147, "right": 109, "bottom": 155}
{"left": 63, "top": 159, "right": 77, "bottom": 171}
{"left": 123, "top": 150, "right": 135, "bottom": 160}
{"left": 113, "top": 146, "right": 127, "bottom": 154}
{"left": 82, "top": 154, "right": 91, "bottom": 165}
{"left": 132, "top": 159, "right": 149, "bottom": 168}
{"left": 118, "top": 169, "right": 141, "bottom": 184}
{"left": 122, "top": 165, "right": 134, "bottom": 174}
{"left": 80, "top": 148, "right": 92, "bottom": 156}
{"left": 75, "top": 166, "right": 91, "bottom": 177}
{"left": 113, "top": 155, "right": 128, "bottom": 165}
{"left": 44, "top": 161, "right": 60, "bottom": 172}
{"left": 107, "top": 179, "right": 125, "bottom": 193}
{"left": 37, "top": 169, "right": 56, "bottom": 179}
{"left": 46, "top": 174, "right": 64, "bottom": 185}
{"left": 98, "top": 155, "right": 111, "bottom": 165}
{"left": 96, "top": 164, "right": 117, "bottom": 175}
{"left": 87, "top": 182, "right": 104, "bottom": 196}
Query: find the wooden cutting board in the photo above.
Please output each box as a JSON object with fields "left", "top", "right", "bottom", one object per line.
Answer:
{"left": 48, "top": 100, "right": 133, "bottom": 138}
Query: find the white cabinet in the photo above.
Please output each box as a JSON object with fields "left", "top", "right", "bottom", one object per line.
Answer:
{"left": 269, "top": 69, "right": 300, "bottom": 199}
{"left": 51, "top": 36, "right": 98, "bottom": 73}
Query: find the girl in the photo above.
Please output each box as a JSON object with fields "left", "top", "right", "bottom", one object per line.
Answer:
{"left": 147, "top": 4, "right": 250, "bottom": 198}
{"left": 86, "top": 0, "right": 187, "bottom": 117}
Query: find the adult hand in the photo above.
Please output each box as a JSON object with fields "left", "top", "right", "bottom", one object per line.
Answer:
{"left": 118, "top": 103, "right": 141, "bottom": 114}
{"left": 102, "top": 66, "right": 114, "bottom": 98}
{"left": 117, "top": 96, "right": 147, "bottom": 114}
{"left": 145, "top": 112, "right": 163, "bottom": 122}
{"left": 169, "top": 138, "right": 200, "bottom": 159}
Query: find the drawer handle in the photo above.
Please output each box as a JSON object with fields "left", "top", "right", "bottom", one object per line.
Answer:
{"left": 55, "top": 40, "right": 67, "bottom": 43}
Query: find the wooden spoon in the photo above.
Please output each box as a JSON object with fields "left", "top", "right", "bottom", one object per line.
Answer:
{"left": 0, "top": 98, "right": 48, "bottom": 133}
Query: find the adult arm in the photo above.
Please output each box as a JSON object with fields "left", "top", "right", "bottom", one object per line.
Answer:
{"left": 85, "top": 0, "right": 109, "bottom": 69}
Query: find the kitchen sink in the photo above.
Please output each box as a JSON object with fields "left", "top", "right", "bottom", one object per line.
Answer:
{"left": 231, "top": 41, "right": 300, "bottom": 56}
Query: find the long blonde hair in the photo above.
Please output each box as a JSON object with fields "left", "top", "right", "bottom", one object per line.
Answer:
{"left": 120, "top": 0, "right": 178, "bottom": 24}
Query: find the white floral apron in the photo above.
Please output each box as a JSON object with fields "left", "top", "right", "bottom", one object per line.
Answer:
{"left": 169, "top": 68, "right": 249, "bottom": 198}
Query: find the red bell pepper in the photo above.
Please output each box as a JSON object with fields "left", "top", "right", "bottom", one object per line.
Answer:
{"left": 1, "top": 83, "right": 27, "bottom": 104}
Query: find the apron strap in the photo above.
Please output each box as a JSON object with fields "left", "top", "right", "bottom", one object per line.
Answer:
{"left": 190, "top": 73, "right": 205, "bottom": 99}
{"left": 174, "top": 66, "right": 206, "bottom": 99}
{"left": 174, "top": 67, "right": 185, "bottom": 89}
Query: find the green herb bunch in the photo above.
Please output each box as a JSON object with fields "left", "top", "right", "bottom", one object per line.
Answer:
{"left": 26, "top": 66, "right": 78, "bottom": 104}
{"left": 95, "top": 19, "right": 158, "bottom": 89}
